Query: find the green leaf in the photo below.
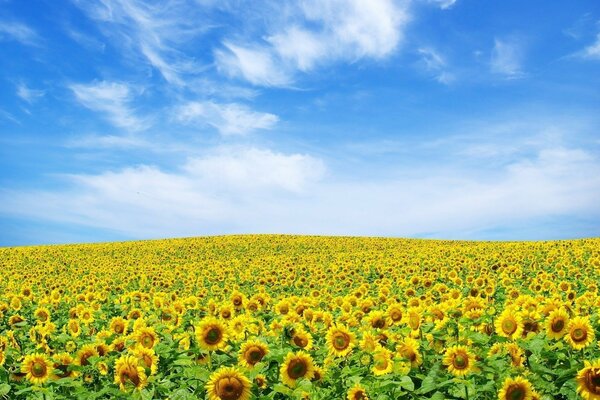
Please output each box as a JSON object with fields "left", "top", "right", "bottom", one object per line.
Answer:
{"left": 0, "top": 384, "right": 11, "bottom": 396}
{"left": 398, "top": 376, "right": 414, "bottom": 391}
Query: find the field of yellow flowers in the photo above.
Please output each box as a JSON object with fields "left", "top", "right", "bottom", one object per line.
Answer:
{"left": 0, "top": 235, "right": 599, "bottom": 399}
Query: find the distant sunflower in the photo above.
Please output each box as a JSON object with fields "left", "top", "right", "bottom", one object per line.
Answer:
{"left": 21, "top": 353, "right": 53, "bottom": 385}
{"left": 495, "top": 310, "right": 523, "bottom": 340}
{"left": 195, "top": 317, "right": 228, "bottom": 351}
{"left": 134, "top": 326, "right": 160, "bottom": 349}
{"left": 291, "top": 329, "right": 313, "bottom": 350}
{"left": 576, "top": 359, "right": 600, "bottom": 400}
{"left": 76, "top": 344, "right": 99, "bottom": 367}
{"left": 114, "top": 354, "right": 147, "bottom": 392}
{"left": 545, "top": 308, "right": 569, "bottom": 340}
{"left": 280, "top": 351, "right": 315, "bottom": 387}
{"left": 326, "top": 325, "right": 355, "bottom": 357}
{"left": 372, "top": 347, "right": 393, "bottom": 376}
{"left": 110, "top": 317, "right": 128, "bottom": 336}
{"left": 498, "top": 376, "right": 534, "bottom": 400}
{"left": 397, "top": 337, "right": 422, "bottom": 368}
{"left": 443, "top": 345, "right": 476, "bottom": 376}
{"left": 347, "top": 384, "right": 369, "bottom": 400}
{"left": 52, "top": 353, "right": 77, "bottom": 379}
{"left": 238, "top": 340, "right": 269, "bottom": 368}
{"left": 206, "top": 366, "right": 251, "bottom": 400}
{"left": 565, "top": 316, "right": 595, "bottom": 350}
{"left": 132, "top": 346, "right": 159, "bottom": 375}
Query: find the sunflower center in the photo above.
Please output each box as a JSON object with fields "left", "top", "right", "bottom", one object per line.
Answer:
{"left": 391, "top": 311, "right": 402, "bottom": 321}
{"left": 506, "top": 385, "right": 526, "bottom": 400}
{"left": 246, "top": 347, "right": 265, "bottom": 364}
{"left": 287, "top": 359, "right": 308, "bottom": 379}
{"left": 453, "top": 354, "right": 468, "bottom": 369}
{"left": 142, "top": 334, "right": 154, "bottom": 348}
{"left": 372, "top": 319, "right": 385, "bottom": 329}
{"left": 205, "top": 327, "right": 223, "bottom": 345}
{"left": 374, "top": 354, "right": 388, "bottom": 369}
{"left": 31, "top": 361, "right": 47, "bottom": 378}
{"left": 333, "top": 333, "right": 350, "bottom": 350}
{"left": 551, "top": 319, "right": 565, "bottom": 332}
{"left": 216, "top": 377, "right": 244, "bottom": 400}
{"left": 353, "top": 390, "right": 367, "bottom": 399}
{"left": 293, "top": 336, "right": 308, "bottom": 348}
{"left": 502, "top": 319, "right": 517, "bottom": 334}
{"left": 572, "top": 328, "right": 586, "bottom": 342}
{"left": 587, "top": 371, "right": 600, "bottom": 393}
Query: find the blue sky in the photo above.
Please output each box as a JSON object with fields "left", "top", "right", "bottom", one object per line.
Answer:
{"left": 1, "top": 0, "right": 600, "bottom": 245}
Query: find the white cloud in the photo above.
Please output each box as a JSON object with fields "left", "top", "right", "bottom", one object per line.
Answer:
{"left": 2, "top": 135, "right": 599, "bottom": 239}
{"left": 490, "top": 38, "right": 524, "bottom": 78}
{"left": 427, "top": 0, "right": 458, "bottom": 10}
{"left": 0, "top": 147, "right": 326, "bottom": 237}
{"left": 73, "top": 0, "right": 209, "bottom": 85}
{"left": 581, "top": 33, "right": 600, "bottom": 59}
{"left": 16, "top": 84, "right": 45, "bottom": 103}
{"left": 70, "top": 81, "right": 149, "bottom": 131}
{"left": 215, "top": 43, "right": 292, "bottom": 87}
{"left": 216, "top": 0, "right": 409, "bottom": 86}
{"left": 418, "top": 47, "right": 455, "bottom": 84}
{"left": 0, "top": 20, "right": 40, "bottom": 46}
{"left": 174, "top": 101, "right": 278, "bottom": 136}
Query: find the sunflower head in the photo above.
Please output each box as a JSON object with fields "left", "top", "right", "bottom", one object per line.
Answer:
{"left": 326, "top": 325, "right": 355, "bottom": 357}
{"left": 443, "top": 345, "right": 475, "bottom": 377}
{"left": 498, "top": 376, "right": 534, "bottom": 400}
{"left": 21, "top": 353, "right": 53, "bottom": 385}
{"left": 114, "top": 355, "right": 147, "bottom": 392}
{"left": 347, "top": 384, "right": 369, "bottom": 400}
{"left": 196, "top": 317, "right": 229, "bottom": 351}
{"left": 566, "top": 316, "right": 595, "bottom": 350}
{"left": 280, "top": 351, "right": 315, "bottom": 387}
{"left": 239, "top": 340, "right": 269, "bottom": 368}
{"left": 206, "top": 366, "right": 252, "bottom": 400}
{"left": 576, "top": 359, "right": 600, "bottom": 399}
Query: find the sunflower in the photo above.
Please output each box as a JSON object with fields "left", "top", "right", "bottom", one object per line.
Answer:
{"left": 387, "top": 304, "right": 403, "bottom": 325}
{"left": 114, "top": 354, "right": 147, "bottom": 391}
{"left": 326, "top": 325, "right": 355, "bottom": 357}
{"left": 397, "top": 337, "right": 422, "bottom": 368}
{"left": 495, "top": 309, "right": 523, "bottom": 340}
{"left": 76, "top": 344, "right": 99, "bottom": 366}
{"left": 109, "top": 317, "right": 128, "bottom": 336}
{"left": 545, "top": 308, "right": 569, "bottom": 340}
{"left": 21, "top": 353, "right": 53, "bottom": 385}
{"left": 372, "top": 347, "right": 393, "bottom": 376}
{"left": 238, "top": 340, "right": 269, "bottom": 368}
{"left": 347, "top": 384, "right": 369, "bottom": 400}
{"left": 498, "top": 376, "right": 534, "bottom": 400}
{"left": 34, "top": 307, "right": 50, "bottom": 323}
{"left": 280, "top": 351, "right": 315, "bottom": 387}
{"left": 576, "top": 359, "right": 600, "bottom": 400}
{"left": 195, "top": 317, "right": 229, "bottom": 351}
{"left": 565, "top": 316, "right": 595, "bottom": 350}
{"left": 206, "top": 366, "right": 252, "bottom": 400}
{"left": 132, "top": 346, "right": 159, "bottom": 375}
{"left": 443, "top": 345, "right": 476, "bottom": 376}
{"left": 134, "top": 326, "right": 160, "bottom": 349}
{"left": 504, "top": 343, "right": 525, "bottom": 368}
{"left": 52, "top": 353, "right": 77, "bottom": 379}
{"left": 291, "top": 329, "right": 313, "bottom": 350}
{"left": 254, "top": 374, "right": 267, "bottom": 389}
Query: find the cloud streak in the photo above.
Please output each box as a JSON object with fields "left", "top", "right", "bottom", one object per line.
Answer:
{"left": 70, "top": 81, "right": 149, "bottom": 131}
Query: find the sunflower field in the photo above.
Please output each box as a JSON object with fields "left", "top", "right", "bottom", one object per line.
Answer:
{"left": 0, "top": 235, "right": 599, "bottom": 400}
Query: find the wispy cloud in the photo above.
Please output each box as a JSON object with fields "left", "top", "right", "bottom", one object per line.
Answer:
{"left": 426, "top": 0, "right": 458, "bottom": 10}
{"left": 417, "top": 47, "right": 455, "bottom": 84}
{"left": 580, "top": 33, "right": 600, "bottom": 60}
{"left": 174, "top": 101, "right": 278, "bottom": 136}
{"left": 16, "top": 84, "right": 45, "bottom": 104}
{"left": 73, "top": 0, "right": 211, "bottom": 85}
{"left": 490, "top": 38, "right": 525, "bottom": 78}
{"left": 0, "top": 20, "right": 40, "bottom": 46}
{"left": 216, "top": 0, "right": 410, "bottom": 87}
{"left": 69, "top": 81, "right": 149, "bottom": 131}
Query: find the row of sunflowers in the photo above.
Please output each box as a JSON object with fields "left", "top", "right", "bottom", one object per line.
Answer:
{"left": 0, "top": 235, "right": 599, "bottom": 399}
